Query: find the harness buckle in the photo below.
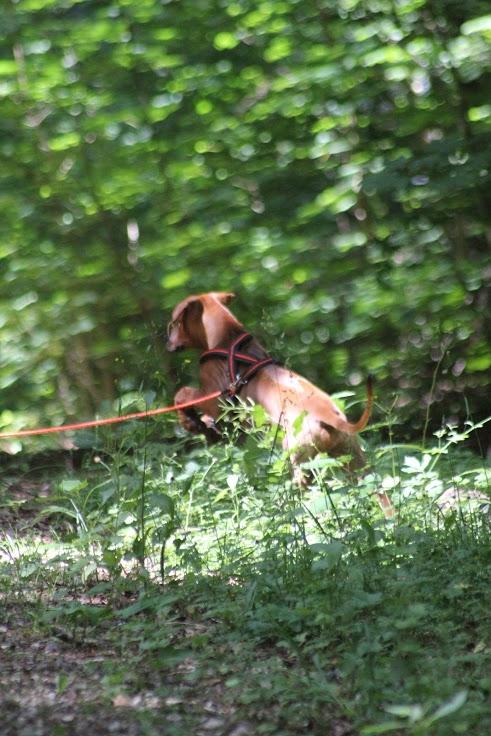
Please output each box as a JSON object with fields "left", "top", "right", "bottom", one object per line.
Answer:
{"left": 227, "top": 375, "right": 246, "bottom": 396}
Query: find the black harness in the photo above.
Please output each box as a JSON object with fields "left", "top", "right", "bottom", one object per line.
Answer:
{"left": 199, "top": 332, "right": 275, "bottom": 396}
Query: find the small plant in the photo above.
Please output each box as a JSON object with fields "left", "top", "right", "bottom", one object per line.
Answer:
{"left": 1, "top": 405, "right": 490, "bottom": 735}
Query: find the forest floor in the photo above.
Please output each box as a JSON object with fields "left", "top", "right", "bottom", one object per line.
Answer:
{"left": 0, "top": 479, "right": 350, "bottom": 736}
{"left": 1, "top": 442, "right": 491, "bottom": 736}
{"left": 0, "top": 601, "right": 263, "bottom": 736}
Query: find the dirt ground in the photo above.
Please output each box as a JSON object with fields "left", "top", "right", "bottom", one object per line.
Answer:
{"left": 0, "top": 604, "right": 258, "bottom": 736}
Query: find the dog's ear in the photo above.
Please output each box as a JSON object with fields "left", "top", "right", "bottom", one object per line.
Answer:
{"left": 172, "top": 295, "right": 204, "bottom": 323}
{"left": 213, "top": 292, "right": 236, "bottom": 305}
{"left": 181, "top": 297, "right": 204, "bottom": 321}
{"left": 167, "top": 296, "right": 205, "bottom": 351}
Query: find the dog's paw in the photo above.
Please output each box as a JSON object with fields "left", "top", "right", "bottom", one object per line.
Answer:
{"left": 179, "top": 409, "right": 222, "bottom": 442}
{"left": 179, "top": 408, "right": 205, "bottom": 433}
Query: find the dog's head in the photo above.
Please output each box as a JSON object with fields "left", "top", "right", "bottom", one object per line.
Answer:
{"left": 166, "top": 292, "right": 239, "bottom": 351}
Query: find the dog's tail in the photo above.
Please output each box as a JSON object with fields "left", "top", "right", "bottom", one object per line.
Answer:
{"left": 320, "top": 375, "right": 374, "bottom": 435}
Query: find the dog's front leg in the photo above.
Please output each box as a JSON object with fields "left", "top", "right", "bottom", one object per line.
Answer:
{"left": 174, "top": 387, "right": 221, "bottom": 442}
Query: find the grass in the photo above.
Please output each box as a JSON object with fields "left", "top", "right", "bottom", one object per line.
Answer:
{"left": 0, "top": 403, "right": 490, "bottom": 735}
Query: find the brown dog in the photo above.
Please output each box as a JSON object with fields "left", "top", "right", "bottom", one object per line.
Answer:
{"left": 167, "top": 292, "right": 393, "bottom": 516}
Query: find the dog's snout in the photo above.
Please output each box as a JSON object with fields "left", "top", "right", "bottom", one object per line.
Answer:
{"left": 166, "top": 334, "right": 184, "bottom": 353}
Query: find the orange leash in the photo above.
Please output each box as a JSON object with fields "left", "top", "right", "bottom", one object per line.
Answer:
{"left": 0, "top": 390, "right": 222, "bottom": 440}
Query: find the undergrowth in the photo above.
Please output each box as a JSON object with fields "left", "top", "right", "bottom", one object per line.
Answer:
{"left": 0, "top": 400, "right": 490, "bottom": 735}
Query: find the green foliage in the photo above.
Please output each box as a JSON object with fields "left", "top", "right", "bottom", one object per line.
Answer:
{"left": 1, "top": 415, "right": 490, "bottom": 733}
{"left": 1, "top": 3, "right": 491, "bottom": 732}
{"left": 0, "top": 0, "right": 490, "bottom": 443}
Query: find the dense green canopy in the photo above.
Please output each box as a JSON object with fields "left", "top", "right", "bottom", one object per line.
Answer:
{"left": 1, "top": 0, "right": 490, "bottom": 443}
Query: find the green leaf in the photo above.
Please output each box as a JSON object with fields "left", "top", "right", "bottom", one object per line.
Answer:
{"left": 360, "top": 721, "right": 406, "bottom": 734}
{"left": 461, "top": 15, "right": 491, "bottom": 35}
{"left": 148, "top": 492, "right": 175, "bottom": 514}
{"left": 384, "top": 703, "right": 424, "bottom": 720}
{"left": 0, "top": 60, "right": 17, "bottom": 76}
{"left": 213, "top": 32, "right": 239, "bottom": 50}
{"left": 427, "top": 690, "right": 468, "bottom": 724}
{"left": 48, "top": 132, "right": 81, "bottom": 151}
{"left": 120, "top": 594, "right": 178, "bottom": 619}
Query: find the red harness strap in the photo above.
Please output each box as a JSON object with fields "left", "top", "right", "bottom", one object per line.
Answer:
{"left": 200, "top": 332, "right": 275, "bottom": 395}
